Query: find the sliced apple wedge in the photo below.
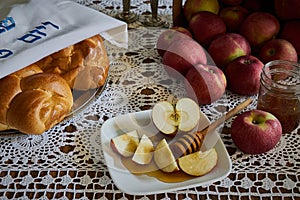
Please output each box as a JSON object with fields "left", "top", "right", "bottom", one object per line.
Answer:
{"left": 152, "top": 98, "right": 200, "bottom": 135}
{"left": 152, "top": 101, "right": 178, "bottom": 134}
{"left": 176, "top": 98, "right": 200, "bottom": 132}
{"left": 178, "top": 148, "right": 218, "bottom": 176}
{"left": 132, "top": 134, "right": 154, "bottom": 165}
{"left": 110, "top": 130, "right": 139, "bottom": 157}
{"left": 154, "top": 139, "right": 179, "bottom": 173}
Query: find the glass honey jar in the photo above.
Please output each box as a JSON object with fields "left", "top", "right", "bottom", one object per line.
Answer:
{"left": 257, "top": 60, "right": 300, "bottom": 133}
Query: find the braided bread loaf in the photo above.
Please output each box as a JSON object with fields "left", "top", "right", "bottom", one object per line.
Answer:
{"left": 36, "top": 35, "right": 109, "bottom": 90}
{"left": 0, "top": 64, "right": 73, "bottom": 135}
{"left": 0, "top": 34, "right": 109, "bottom": 134}
{"left": 0, "top": 64, "right": 43, "bottom": 131}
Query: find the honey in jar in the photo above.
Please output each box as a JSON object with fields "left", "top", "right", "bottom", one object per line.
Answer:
{"left": 257, "top": 60, "right": 300, "bottom": 133}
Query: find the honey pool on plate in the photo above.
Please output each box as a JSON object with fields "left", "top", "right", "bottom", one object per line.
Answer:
{"left": 120, "top": 156, "right": 196, "bottom": 183}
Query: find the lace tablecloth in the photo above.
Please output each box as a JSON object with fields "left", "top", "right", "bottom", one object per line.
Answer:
{"left": 0, "top": 0, "right": 299, "bottom": 199}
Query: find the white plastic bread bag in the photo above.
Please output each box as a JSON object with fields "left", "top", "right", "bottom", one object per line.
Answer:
{"left": 0, "top": 0, "right": 127, "bottom": 78}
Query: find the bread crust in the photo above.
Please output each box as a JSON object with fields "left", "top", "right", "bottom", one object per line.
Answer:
{"left": 7, "top": 73, "right": 73, "bottom": 134}
{"left": 37, "top": 35, "right": 109, "bottom": 90}
{"left": 0, "top": 64, "right": 43, "bottom": 125}
{"left": 0, "top": 35, "right": 108, "bottom": 134}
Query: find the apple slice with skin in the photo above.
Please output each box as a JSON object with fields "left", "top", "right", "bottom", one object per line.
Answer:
{"left": 178, "top": 148, "right": 218, "bottom": 176}
{"left": 154, "top": 138, "right": 179, "bottom": 173}
{"left": 132, "top": 134, "right": 154, "bottom": 165}
{"left": 152, "top": 98, "right": 200, "bottom": 135}
{"left": 110, "top": 130, "right": 139, "bottom": 157}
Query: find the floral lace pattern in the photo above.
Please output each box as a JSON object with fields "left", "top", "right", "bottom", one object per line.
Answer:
{"left": 0, "top": 0, "right": 299, "bottom": 199}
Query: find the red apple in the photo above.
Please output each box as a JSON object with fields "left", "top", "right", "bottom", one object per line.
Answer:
{"left": 184, "top": 63, "right": 227, "bottom": 105}
{"left": 208, "top": 33, "right": 251, "bottom": 70}
{"left": 258, "top": 39, "right": 298, "bottom": 64}
{"left": 241, "top": 0, "right": 269, "bottom": 12}
{"left": 156, "top": 27, "right": 193, "bottom": 57}
{"left": 280, "top": 20, "right": 300, "bottom": 55}
{"left": 189, "top": 11, "right": 226, "bottom": 47}
{"left": 219, "top": 0, "right": 243, "bottom": 6}
{"left": 162, "top": 38, "right": 207, "bottom": 76}
{"left": 240, "top": 12, "right": 280, "bottom": 50}
{"left": 231, "top": 109, "right": 282, "bottom": 154}
{"left": 219, "top": 6, "right": 249, "bottom": 32}
{"left": 183, "top": 0, "right": 220, "bottom": 22}
{"left": 225, "top": 55, "right": 264, "bottom": 95}
{"left": 274, "top": 0, "right": 300, "bottom": 20}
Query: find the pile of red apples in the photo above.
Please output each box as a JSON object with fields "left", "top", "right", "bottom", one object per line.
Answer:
{"left": 157, "top": 0, "right": 299, "bottom": 98}
{"left": 156, "top": 0, "right": 298, "bottom": 154}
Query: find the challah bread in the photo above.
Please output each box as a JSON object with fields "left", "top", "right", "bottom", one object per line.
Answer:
{"left": 0, "top": 35, "right": 109, "bottom": 134}
{"left": 0, "top": 124, "right": 9, "bottom": 131}
{"left": 37, "top": 34, "right": 109, "bottom": 90}
{"left": 0, "top": 64, "right": 43, "bottom": 131}
{"left": 6, "top": 73, "right": 73, "bottom": 134}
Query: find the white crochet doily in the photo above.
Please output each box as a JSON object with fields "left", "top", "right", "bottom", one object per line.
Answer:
{"left": 0, "top": 0, "right": 299, "bottom": 199}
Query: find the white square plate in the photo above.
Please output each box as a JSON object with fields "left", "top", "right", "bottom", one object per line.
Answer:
{"left": 100, "top": 110, "right": 232, "bottom": 195}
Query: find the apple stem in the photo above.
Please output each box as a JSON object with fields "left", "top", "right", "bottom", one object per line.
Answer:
{"left": 170, "top": 98, "right": 253, "bottom": 157}
{"left": 167, "top": 94, "right": 178, "bottom": 106}
{"left": 251, "top": 115, "right": 265, "bottom": 124}
{"left": 244, "top": 59, "right": 254, "bottom": 65}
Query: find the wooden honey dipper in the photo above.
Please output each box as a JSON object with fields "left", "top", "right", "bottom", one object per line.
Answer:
{"left": 170, "top": 98, "right": 253, "bottom": 158}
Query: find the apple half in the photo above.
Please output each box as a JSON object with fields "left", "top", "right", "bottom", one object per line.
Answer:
{"left": 154, "top": 139, "right": 179, "bottom": 173}
{"left": 178, "top": 148, "right": 218, "bottom": 176}
{"left": 132, "top": 134, "right": 154, "bottom": 165}
{"left": 110, "top": 130, "right": 140, "bottom": 157}
{"left": 152, "top": 98, "right": 200, "bottom": 135}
